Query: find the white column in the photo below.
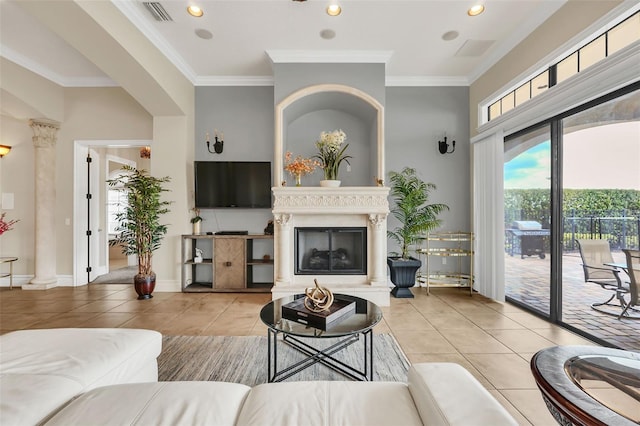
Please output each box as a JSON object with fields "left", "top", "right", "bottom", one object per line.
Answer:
{"left": 25, "top": 119, "right": 60, "bottom": 290}
{"left": 273, "top": 213, "right": 292, "bottom": 286}
{"left": 368, "top": 213, "right": 388, "bottom": 287}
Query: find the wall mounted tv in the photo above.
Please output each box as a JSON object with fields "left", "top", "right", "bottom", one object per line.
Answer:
{"left": 195, "top": 161, "right": 272, "bottom": 208}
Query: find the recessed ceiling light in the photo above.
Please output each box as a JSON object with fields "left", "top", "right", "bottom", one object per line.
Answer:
{"left": 187, "top": 5, "right": 204, "bottom": 17}
{"left": 467, "top": 4, "right": 484, "bottom": 16}
{"left": 326, "top": 4, "right": 341, "bottom": 16}
{"left": 442, "top": 30, "right": 459, "bottom": 41}
{"left": 320, "top": 29, "right": 336, "bottom": 39}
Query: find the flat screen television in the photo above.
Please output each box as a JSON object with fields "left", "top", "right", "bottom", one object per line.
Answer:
{"left": 195, "top": 161, "right": 272, "bottom": 208}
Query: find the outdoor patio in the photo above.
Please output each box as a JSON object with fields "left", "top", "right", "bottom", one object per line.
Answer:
{"left": 505, "top": 250, "right": 640, "bottom": 351}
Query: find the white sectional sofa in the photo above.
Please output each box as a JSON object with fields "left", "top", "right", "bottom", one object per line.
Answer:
{"left": 0, "top": 328, "right": 518, "bottom": 426}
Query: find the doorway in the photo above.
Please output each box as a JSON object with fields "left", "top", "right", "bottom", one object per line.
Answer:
{"left": 73, "top": 141, "right": 151, "bottom": 286}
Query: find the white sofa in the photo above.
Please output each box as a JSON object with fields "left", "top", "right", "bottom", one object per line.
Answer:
{"left": 0, "top": 328, "right": 162, "bottom": 425}
{"left": 0, "top": 328, "right": 518, "bottom": 426}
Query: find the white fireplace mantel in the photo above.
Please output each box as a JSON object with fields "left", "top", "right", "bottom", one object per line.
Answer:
{"left": 272, "top": 186, "right": 391, "bottom": 306}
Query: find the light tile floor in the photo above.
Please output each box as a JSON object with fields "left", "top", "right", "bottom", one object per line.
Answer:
{"left": 0, "top": 285, "right": 598, "bottom": 425}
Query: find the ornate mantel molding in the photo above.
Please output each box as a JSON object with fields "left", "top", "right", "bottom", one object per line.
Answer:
{"left": 272, "top": 187, "right": 390, "bottom": 214}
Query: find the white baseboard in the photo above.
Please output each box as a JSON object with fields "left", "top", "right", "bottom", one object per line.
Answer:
{"left": 1, "top": 275, "right": 76, "bottom": 288}
{"left": 155, "top": 279, "right": 181, "bottom": 292}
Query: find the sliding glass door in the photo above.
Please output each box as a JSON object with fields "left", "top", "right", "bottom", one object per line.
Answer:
{"left": 503, "top": 85, "right": 640, "bottom": 349}
{"left": 504, "top": 125, "right": 552, "bottom": 317}
{"left": 560, "top": 89, "right": 640, "bottom": 349}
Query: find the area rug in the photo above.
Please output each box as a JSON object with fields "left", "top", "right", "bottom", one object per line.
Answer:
{"left": 158, "top": 334, "right": 410, "bottom": 386}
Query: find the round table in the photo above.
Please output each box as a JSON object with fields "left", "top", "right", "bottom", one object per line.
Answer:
{"left": 1, "top": 257, "right": 18, "bottom": 289}
{"left": 531, "top": 345, "right": 640, "bottom": 426}
{"left": 260, "top": 293, "right": 383, "bottom": 382}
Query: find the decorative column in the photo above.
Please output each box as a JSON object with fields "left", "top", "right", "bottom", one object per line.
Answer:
{"left": 25, "top": 119, "right": 60, "bottom": 290}
{"left": 368, "top": 213, "right": 388, "bottom": 287}
{"left": 273, "top": 213, "right": 292, "bottom": 287}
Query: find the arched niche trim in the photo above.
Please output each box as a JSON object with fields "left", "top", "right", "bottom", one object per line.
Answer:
{"left": 274, "top": 83, "right": 384, "bottom": 186}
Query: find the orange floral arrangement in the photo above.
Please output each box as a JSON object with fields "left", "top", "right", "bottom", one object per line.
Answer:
{"left": 284, "top": 151, "right": 321, "bottom": 185}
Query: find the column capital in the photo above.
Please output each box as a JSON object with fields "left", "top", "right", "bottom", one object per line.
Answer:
{"left": 29, "top": 118, "right": 61, "bottom": 148}
{"left": 274, "top": 213, "right": 292, "bottom": 226}
{"left": 368, "top": 213, "right": 387, "bottom": 229}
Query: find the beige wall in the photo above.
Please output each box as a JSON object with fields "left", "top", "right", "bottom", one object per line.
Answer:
{"left": 0, "top": 73, "right": 153, "bottom": 277}
{"left": 469, "top": 1, "right": 623, "bottom": 137}
{"left": 58, "top": 88, "right": 153, "bottom": 275}
{"left": 0, "top": 115, "right": 36, "bottom": 274}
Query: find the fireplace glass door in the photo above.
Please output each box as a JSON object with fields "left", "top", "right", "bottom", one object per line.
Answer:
{"left": 295, "top": 227, "right": 366, "bottom": 275}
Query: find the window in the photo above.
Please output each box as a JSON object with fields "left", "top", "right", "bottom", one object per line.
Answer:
{"left": 484, "top": 10, "right": 639, "bottom": 123}
{"left": 107, "top": 174, "right": 128, "bottom": 235}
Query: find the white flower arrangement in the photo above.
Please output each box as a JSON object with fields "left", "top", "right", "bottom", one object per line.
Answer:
{"left": 314, "top": 129, "right": 352, "bottom": 180}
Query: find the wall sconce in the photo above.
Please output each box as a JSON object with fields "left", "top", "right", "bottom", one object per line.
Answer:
{"left": 140, "top": 146, "right": 151, "bottom": 159}
{"left": 206, "top": 129, "right": 224, "bottom": 154}
{"left": 438, "top": 134, "right": 455, "bottom": 155}
{"left": 0, "top": 145, "right": 12, "bottom": 158}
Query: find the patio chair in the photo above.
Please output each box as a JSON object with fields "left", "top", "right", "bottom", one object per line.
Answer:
{"left": 575, "top": 239, "right": 628, "bottom": 315}
{"left": 621, "top": 249, "right": 640, "bottom": 319}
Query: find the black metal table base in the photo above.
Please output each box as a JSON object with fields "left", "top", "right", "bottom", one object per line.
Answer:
{"left": 267, "top": 328, "right": 374, "bottom": 382}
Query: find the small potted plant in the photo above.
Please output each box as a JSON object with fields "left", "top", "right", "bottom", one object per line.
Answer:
{"left": 314, "top": 129, "right": 352, "bottom": 187}
{"left": 387, "top": 167, "right": 448, "bottom": 298}
{"left": 191, "top": 207, "right": 203, "bottom": 234}
{"left": 108, "top": 166, "right": 171, "bottom": 300}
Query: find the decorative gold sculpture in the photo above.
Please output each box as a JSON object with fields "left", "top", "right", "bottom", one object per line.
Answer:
{"left": 304, "top": 279, "right": 334, "bottom": 312}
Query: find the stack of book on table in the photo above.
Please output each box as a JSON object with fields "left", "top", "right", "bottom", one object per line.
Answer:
{"left": 282, "top": 298, "right": 355, "bottom": 330}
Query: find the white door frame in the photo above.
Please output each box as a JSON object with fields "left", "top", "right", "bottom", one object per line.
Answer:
{"left": 73, "top": 140, "right": 152, "bottom": 286}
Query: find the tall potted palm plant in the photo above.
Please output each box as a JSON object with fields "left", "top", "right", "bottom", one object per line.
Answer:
{"left": 387, "top": 167, "right": 448, "bottom": 298}
{"left": 108, "top": 166, "right": 171, "bottom": 299}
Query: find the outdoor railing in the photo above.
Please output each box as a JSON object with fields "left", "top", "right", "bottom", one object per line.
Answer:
{"left": 505, "top": 209, "right": 639, "bottom": 251}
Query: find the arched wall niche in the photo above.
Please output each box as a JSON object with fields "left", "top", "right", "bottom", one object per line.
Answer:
{"left": 274, "top": 83, "right": 385, "bottom": 186}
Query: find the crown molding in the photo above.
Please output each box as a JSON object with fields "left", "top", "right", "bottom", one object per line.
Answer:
{"left": 1, "top": 45, "right": 117, "bottom": 87}
{"left": 111, "top": 0, "right": 197, "bottom": 84}
{"left": 194, "top": 75, "right": 274, "bottom": 87}
{"left": 386, "top": 76, "right": 469, "bottom": 87}
{"left": 266, "top": 50, "right": 394, "bottom": 65}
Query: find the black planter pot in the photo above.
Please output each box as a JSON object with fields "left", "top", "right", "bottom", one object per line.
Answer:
{"left": 134, "top": 273, "right": 156, "bottom": 300}
{"left": 387, "top": 257, "right": 421, "bottom": 298}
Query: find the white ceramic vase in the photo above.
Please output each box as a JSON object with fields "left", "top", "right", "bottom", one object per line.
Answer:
{"left": 320, "top": 180, "right": 341, "bottom": 187}
{"left": 192, "top": 221, "right": 201, "bottom": 234}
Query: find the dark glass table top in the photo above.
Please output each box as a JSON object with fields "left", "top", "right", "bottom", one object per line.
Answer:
{"left": 566, "top": 354, "right": 640, "bottom": 423}
{"left": 260, "top": 294, "right": 383, "bottom": 338}
{"left": 532, "top": 345, "right": 640, "bottom": 426}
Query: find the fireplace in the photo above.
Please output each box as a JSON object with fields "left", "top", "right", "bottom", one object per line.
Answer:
{"left": 271, "top": 186, "right": 390, "bottom": 306}
{"left": 271, "top": 83, "right": 390, "bottom": 305}
{"left": 295, "top": 227, "right": 366, "bottom": 275}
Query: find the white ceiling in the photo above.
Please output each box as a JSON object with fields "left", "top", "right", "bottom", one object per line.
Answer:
{"left": 0, "top": 0, "right": 568, "bottom": 87}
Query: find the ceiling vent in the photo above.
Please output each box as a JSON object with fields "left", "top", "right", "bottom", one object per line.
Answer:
{"left": 143, "top": 2, "right": 173, "bottom": 22}
{"left": 455, "top": 40, "right": 494, "bottom": 57}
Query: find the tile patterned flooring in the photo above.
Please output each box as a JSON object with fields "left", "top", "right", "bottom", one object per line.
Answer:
{"left": 0, "top": 284, "right": 603, "bottom": 425}
{"left": 505, "top": 251, "right": 640, "bottom": 351}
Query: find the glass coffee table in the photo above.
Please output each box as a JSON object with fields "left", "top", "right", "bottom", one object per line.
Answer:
{"left": 260, "top": 293, "right": 383, "bottom": 382}
{"left": 531, "top": 345, "right": 640, "bottom": 425}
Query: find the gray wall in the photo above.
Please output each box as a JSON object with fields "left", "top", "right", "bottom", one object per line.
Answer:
{"left": 287, "top": 109, "right": 373, "bottom": 186}
{"left": 385, "top": 86, "right": 471, "bottom": 256}
{"left": 194, "top": 86, "right": 275, "bottom": 233}
{"left": 273, "top": 63, "right": 386, "bottom": 105}
{"left": 193, "top": 85, "right": 471, "bottom": 250}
